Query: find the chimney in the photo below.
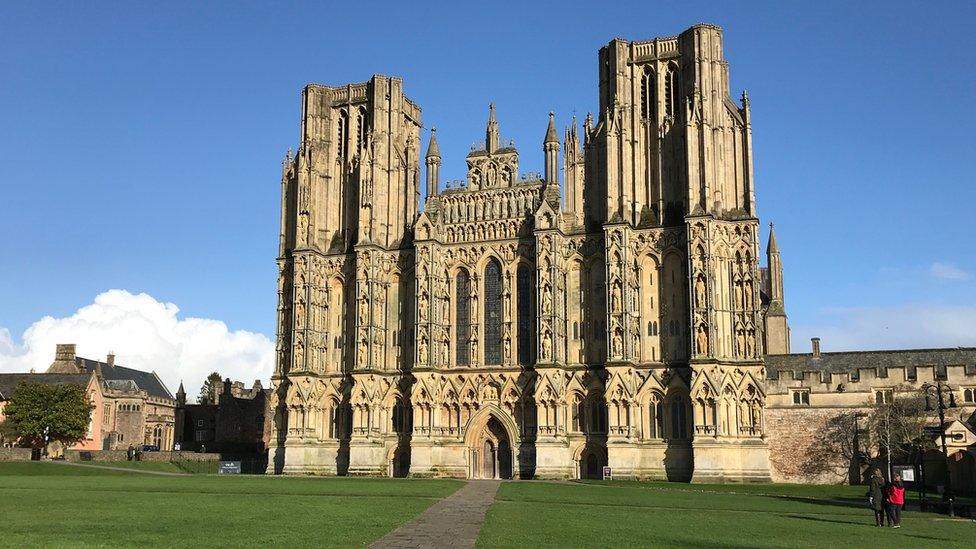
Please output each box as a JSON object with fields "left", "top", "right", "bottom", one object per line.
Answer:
{"left": 56, "top": 344, "right": 76, "bottom": 362}
{"left": 106, "top": 352, "right": 115, "bottom": 368}
{"left": 811, "top": 337, "right": 821, "bottom": 358}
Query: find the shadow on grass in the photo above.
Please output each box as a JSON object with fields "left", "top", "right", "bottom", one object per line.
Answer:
{"left": 783, "top": 514, "right": 955, "bottom": 543}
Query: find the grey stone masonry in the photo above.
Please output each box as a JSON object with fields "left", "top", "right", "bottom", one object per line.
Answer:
{"left": 369, "top": 480, "right": 501, "bottom": 549}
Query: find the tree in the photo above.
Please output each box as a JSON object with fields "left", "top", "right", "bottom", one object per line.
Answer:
{"left": 2, "top": 381, "right": 93, "bottom": 449}
{"left": 802, "top": 387, "right": 935, "bottom": 482}
{"left": 198, "top": 372, "right": 223, "bottom": 405}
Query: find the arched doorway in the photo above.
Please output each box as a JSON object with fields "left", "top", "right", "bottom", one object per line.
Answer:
{"left": 578, "top": 444, "right": 607, "bottom": 480}
{"left": 469, "top": 415, "right": 513, "bottom": 479}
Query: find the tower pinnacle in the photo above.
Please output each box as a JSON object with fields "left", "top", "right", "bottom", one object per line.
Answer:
{"left": 486, "top": 103, "right": 499, "bottom": 152}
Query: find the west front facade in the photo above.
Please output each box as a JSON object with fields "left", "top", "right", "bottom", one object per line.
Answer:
{"left": 269, "top": 24, "right": 779, "bottom": 481}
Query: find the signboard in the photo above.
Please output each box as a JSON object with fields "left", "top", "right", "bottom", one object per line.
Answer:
{"left": 891, "top": 465, "right": 915, "bottom": 482}
{"left": 218, "top": 461, "right": 242, "bottom": 475}
{"left": 602, "top": 466, "right": 612, "bottom": 480}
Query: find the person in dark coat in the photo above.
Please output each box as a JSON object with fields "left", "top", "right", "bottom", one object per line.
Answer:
{"left": 868, "top": 468, "right": 886, "bottom": 527}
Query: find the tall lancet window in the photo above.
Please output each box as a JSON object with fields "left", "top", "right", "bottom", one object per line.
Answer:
{"left": 517, "top": 263, "right": 534, "bottom": 365}
{"left": 337, "top": 110, "right": 350, "bottom": 159}
{"left": 484, "top": 260, "right": 503, "bottom": 365}
{"left": 640, "top": 66, "right": 655, "bottom": 120}
{"left": 665, "top": 65, "right": 679, "bottom": 119}
{"left": 456, "top": 269, "right": 471, "bottom": 366}
{"left": 356, "top": 107, "right": 368, "bottom": 152}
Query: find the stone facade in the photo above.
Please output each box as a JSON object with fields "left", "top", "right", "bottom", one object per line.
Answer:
{"left": 765, "top": 343, "right": 976, "bottom": 490}
{"left": 268, "top": 24, "right": 776, "bottom": 482}
{"left": 174, "top": 378, "right": 271, "bottom": 453}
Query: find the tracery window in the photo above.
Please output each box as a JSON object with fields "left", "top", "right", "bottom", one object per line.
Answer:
{"left": 665, "top": 65, "right": 679, "bottom": 119}
{"left": 456, "top": 270, "right": 471, "bottom": 366}
{"left": 356, "top": 107, "right": 368, "bottom": 151}
{"left": 337, "top": 110, "right": 349, "bottom": 159}
{"left": 670, "top": 397, "right": 688, "bottom": 439}
{"left": 517, "top": 264, "right": 533, "bottom": 364}
{"left": 484, "top": 260, "right": 502, "bottom": 365}
{"left": 640, "top": 65, "right": 655, "bottom": 120}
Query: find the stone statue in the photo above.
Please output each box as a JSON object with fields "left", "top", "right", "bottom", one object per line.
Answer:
{"left": 612, "top": 330, "right": 623, "bottom": 357}
{"left": 697, "top": 326, "right": 708, "bottom": 356}
{"left": 418, "top": 336, "right": 428, "bottom": 363}
{"left": 695, "top": 276, "right": 706, "bottom": 308}
{"left": 611, "top": 282, "right": 622, "bottom": 313}
{"left": 542, "top": 335, "right": 552, "bottom": 361}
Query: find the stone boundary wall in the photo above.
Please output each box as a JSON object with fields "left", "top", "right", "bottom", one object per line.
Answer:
{"left": 766, "top": 407, "right": 869, "bottom": 484}
{"left": 0, "top": 447, "right": 32, "bottom": 461}
{"left": 63, "top": 450, "right": 223, "bottom": 462}
{"left": 139, "top": 451, "right": 222, "bottom": 462}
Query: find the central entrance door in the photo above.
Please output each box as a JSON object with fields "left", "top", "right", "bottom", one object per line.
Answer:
{"left": 470, "top": 415, "right": 512, "bottom": 479}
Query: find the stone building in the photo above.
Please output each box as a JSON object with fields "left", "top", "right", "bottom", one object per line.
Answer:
{"left": 46, "top": 344, "right": 177, "bottom": 451}
{"left": 269, "top": 24, "right": 778, "bottom": 481}
{"left": 174, "top": 378, "right": 271, "bottom": 453}
{"left": 765, "top": 341, "right": 976, "bottom": 492}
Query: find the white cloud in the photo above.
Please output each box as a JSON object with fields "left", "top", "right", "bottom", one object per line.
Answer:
{"left": 792, "top": 304, "right": 976, "bottom": 352}
{"left": 0, "top": 290, "right": 274, "bottom": 403}
{"left": 930, "top": 262, "right": 972, "bottom": 281}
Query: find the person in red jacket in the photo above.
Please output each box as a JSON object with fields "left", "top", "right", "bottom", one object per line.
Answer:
{"left": 886, "top": 473, "right": 906, "bottom": 528}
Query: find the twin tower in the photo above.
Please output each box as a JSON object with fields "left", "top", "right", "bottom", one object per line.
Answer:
{"left": 269, "top": 24, "right": 788, "bottom": 482}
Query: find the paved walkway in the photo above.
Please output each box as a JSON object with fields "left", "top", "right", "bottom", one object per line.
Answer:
{"left": 370, "top": 480, "right": 501, "bottom": 549}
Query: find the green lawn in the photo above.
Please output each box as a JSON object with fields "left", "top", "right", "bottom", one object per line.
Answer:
{"left": 0, "top": 462, "right": 462, "bottom": 547}
{"left": 2, "top": 463, "right": 971, "bottom": 548}
{"left": 479, "top": 481, "right": 973, "bottom": 548}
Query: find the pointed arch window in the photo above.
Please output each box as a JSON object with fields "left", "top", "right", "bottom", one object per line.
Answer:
{"left": 517, "top": 264, "right": 534, "bottom": 365}
{"left": 356, "top": 107, "right": 369, "bottom": 152}
{"left": 337, "top": 110, "right": 350, "bottom": 159}
{"left": 665, "top": 65, "right": 679, "bottom": 119}
{"left": 484, "top": 260, "right": 503, "bottom": 365}
{"left": 455, "top": 270, "right": 471, "bottom": 366}
{"left": 640, "top": 66, "right": 655, "bottom": 120}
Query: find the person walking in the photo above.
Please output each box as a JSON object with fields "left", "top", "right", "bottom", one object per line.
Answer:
{"left": 886, "top": 473, "right": 905, "bottom": 528}
{"left": 868, "top": 468, "right": 886, "bottom": 527}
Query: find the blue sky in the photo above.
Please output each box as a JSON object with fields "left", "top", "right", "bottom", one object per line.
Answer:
{"left": 1, "top": 1, "right": 974, "bottom": 389}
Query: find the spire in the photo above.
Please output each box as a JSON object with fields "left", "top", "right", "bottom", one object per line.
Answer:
{"left": 544, "top": 112, "right": 560, "bottom": 186}
{"left": 425, "top": 127, "right": 441, "bottom": 160}
{"left": 176, "top": 381, "right": 186, "bottom": 406}
{"left": 544, "top": 111, "right": 558, "bottom": 144}
{"left": 486, "top": 103, "right": 499, "bottom": 152}
{"left": 425, "top": 128, "right": 441, "bottom": 198}
{"left": 767, "top": 223, "right": 779, "bottom": 254}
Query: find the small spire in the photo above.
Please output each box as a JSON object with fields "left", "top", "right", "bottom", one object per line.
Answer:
{"left": 768, "top": 223, "right": 779, "bottom": 253}
{"left": 544, "top": 112, "right": 558, "bottom": 144}
{"left": 425, "top": 127, "right": 441, "bottom": 159}
{"left": 486, "top": 103, "right": 500, "bottom": 152}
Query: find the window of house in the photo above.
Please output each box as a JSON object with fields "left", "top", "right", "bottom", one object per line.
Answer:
{"left": 963, "top": 388, "right": 974, "bottom": 403}
{"left": 791, "top": 390, "right": 810, "bottom": 406}
{"left": 906, "top": 366, "right": 917, "bottom": 381}
{"left": 875, "top": 389, "right": 893, "bottom": 405}
{"left": 934, "top": 364, "right": 947, "bottom": 381}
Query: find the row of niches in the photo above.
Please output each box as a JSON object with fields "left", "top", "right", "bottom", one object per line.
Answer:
{"left": 439, "top": 187, "right": 543, "bottom": 225}
{"left": 442, "top": 221, "right": 530, "bottom": 244}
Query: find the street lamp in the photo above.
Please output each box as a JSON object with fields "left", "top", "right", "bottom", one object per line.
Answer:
{"left": 922, "top": 381, "right": 957, "bottom": 517}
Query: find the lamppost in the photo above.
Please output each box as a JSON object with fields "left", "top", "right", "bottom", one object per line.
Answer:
{"left": 922, "top": 381, "right": 957, "bottom": 517}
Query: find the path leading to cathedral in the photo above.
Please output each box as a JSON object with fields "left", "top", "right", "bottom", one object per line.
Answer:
{"left": 369, "top": 480, "right": 501, "bottom": 549}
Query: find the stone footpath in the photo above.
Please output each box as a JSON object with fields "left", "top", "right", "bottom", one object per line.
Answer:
{"left": 369, "top": 480, "right": 501, "bottom": 549}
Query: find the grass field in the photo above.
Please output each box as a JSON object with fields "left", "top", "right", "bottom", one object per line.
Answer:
{"left": 479, "top": 481, "right": 973, "bottom": 548}
{"left": 0, "top": 462, "right": 462, "bottom": 547}
{"left": 1, "top": 463, "right": 971, "bottom": 548}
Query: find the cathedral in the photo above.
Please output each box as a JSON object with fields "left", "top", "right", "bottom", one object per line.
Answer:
{"left": 268, "top": 24, "right": 788, "bottom": 482}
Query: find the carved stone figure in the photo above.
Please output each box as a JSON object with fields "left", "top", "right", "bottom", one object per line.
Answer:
{"left": 696, "top": 326, "right": 708, "bottom": 356}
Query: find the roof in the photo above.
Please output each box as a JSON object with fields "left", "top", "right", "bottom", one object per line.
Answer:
{"left": 765, "top": 347, "right": 976, "bottom": 376}
{"left": 0, "top": 373, "right": 91, "bottom": 400}
{"left": 75, "top": 357, "right": 174, "bottom": 400}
